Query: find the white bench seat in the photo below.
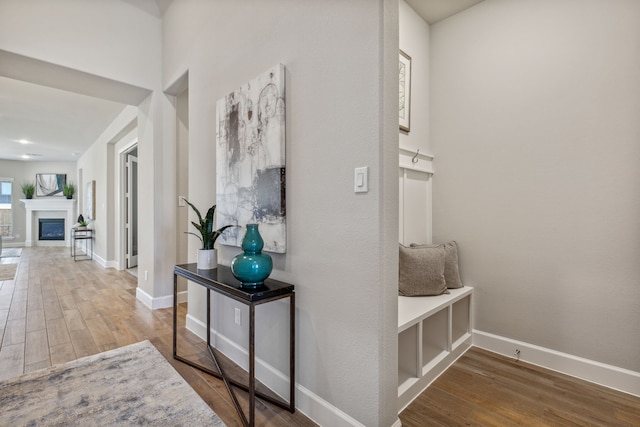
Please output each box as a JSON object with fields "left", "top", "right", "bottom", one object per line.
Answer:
{"left": 397, "top": 286, "right": 474, "bottom": 412}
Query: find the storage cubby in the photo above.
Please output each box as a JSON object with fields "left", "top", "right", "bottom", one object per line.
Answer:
{"left": 421, "top": 307, "right": 448, "bottom": 373}
{"left": 398, "top": 324, "right": 419, "bottom": 394}
{"left": 397, "top": 286, "right": 473, "bottom": 412}
{"left": 452, "top": 296, "right": 471, "bottom": 347}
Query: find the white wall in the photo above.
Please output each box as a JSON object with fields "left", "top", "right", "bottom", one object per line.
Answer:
{"left": 431, "top": 0, "right": 640, "bottom": 373}
{"left": 0, "top": 0, "right": 161, "bottom": 90}
{"left": 0, "top": 160, "right": 77, "bottom": 245}
{"left": 399, "top": 1, "right": 433, "bottom": 246}
{"left": 163, "top": 1, "right": 399, "bottom": 425}
{"left": 399, "top": 0, "right": 430, "bottom": 155}
{"left": 0, "top": 0, "right": 173, "bottom": 300}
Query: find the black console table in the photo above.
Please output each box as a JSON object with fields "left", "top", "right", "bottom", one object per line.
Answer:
{"left": 70, "top": 228, "right": 93, "bottom": 261}
{"left": 172, "top": 263, "right": 295, "bottom": 427}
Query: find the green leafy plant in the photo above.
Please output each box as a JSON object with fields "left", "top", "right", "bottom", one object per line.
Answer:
{"left": 21, "top": 182, "right": 36, "bottom": 198}
{"left": 78, "top": 220, "right": 89, "bottom": 227}
{"left": 63, "top": 182, "right": 76, "bottom": 198}
{"left": 184, "top": 199, "right": 234, "bottom": 250}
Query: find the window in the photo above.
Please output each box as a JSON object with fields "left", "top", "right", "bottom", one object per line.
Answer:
{"left": 0, "top": 178, "right": 13, "bottom": 237}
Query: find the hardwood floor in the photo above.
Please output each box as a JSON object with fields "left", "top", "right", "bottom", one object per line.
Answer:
{"left": 3, "top": 247, "right": 639, "bottom": 426}
{"left": 400, "top": 347, "right": 640, "bottom": 427}
{"left": 0, "top": 247, "right": 316, "bottom": 427}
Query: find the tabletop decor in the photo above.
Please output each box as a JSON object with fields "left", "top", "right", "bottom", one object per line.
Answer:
{"left": 231, "top": 223, "right": 273, "bottom": 287}
{"left": 184, "top": 199, "right": 233, "bottom": 270}
{"left": 21, "top": 182, "right": 35, "bottom": 199}
{"left": 63, "top": 182, "right": 76, "bottom": 199}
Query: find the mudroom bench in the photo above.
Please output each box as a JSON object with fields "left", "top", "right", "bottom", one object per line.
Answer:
{"left": 398, "top": 286, "right": 474, "bottom": 411}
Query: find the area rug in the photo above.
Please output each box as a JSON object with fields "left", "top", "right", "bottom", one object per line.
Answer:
{"left": 0, "top": 247, "right": 22, "bottom": 258}
{"left": 0, "top": 263, "right": 17, "bottom": 281}
{"left": 0, "top": 340, "right": 226, "bottom": 426}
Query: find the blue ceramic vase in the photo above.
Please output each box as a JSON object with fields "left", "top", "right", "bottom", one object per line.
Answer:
{"left": 231, "top": 224, "right": 273, "bottom": 287}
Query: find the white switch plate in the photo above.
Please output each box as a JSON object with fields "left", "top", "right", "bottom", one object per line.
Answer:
{"left": 354, "top": 166, "right": 368, "bottom": 193}
{"left": 178, "top": 196, "right": 186, "bottom": 207}
{"left": 234, "top": 308, "right": 241, "bottom": 325}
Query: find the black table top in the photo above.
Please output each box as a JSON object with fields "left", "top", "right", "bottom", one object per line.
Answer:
{"left": 174, "top": 263, "right": 294, "bottom": 303}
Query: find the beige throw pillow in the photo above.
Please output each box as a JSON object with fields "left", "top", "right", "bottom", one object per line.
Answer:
{"left": 410, "top": 241, "right": 463, "bottom": 289}
{"left": 399, "top": 244, "right": 448, "bottom": 297}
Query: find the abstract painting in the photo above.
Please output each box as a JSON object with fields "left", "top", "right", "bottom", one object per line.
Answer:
{"left": 86, "top": 180, "right": 95, "bottom": 220}
{"left": 399, "top": 50, "right": 412, "bottom": 132}
{"left": 216, "top": 64, "right": 286, "bottom": 253}
{"left": 36, "top": 174, "right": 66, "bottom": 197}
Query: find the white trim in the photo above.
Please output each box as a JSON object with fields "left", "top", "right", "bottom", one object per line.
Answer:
{"left": 399, "top": 148, "right": 434, "bottom": 175}
{"left": 135, "top": 288, "right": 185, "bottom": 309}
{"left": 398, "top": 151, "right": 433, "bottom": 246}
{"left": 473, "top": 330, "right": 640, "bottom": 398}
{"left": 185, "top": 314, "right": 370, "bottom": 427}
{"left": 390, "top": 419, "right": 403, "bottom": 427}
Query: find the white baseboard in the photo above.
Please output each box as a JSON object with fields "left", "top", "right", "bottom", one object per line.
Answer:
{"left": 473, "top": 330, "right": 640, "bottom": 398}
{"left": 185, "top": 314, "right": 370, "bottom": 427}
{"left": 92, "top": 252, "right": 107, "bottom": 268}
{"left": 136, "top": 288, "right": 187, "bottom": 309}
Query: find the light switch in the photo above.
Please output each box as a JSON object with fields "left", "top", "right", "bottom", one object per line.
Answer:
{"left": 178, "top": 196, "right": 186, "bottom": 207}
{"left": 354, "top": 166, "right": 368, "bottom": 193}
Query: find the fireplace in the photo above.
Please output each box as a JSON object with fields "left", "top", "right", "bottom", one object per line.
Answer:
{"left": 39, "top": 218, "right": 65, "bottom": 241}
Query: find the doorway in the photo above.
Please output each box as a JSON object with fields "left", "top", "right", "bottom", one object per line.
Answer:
{"left": 123, "top": 146, "right": 138, "bottom": 270}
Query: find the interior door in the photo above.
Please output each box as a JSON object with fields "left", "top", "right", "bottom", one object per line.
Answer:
{"left": 126, "top": 154, "right": 138, "bottom": 268}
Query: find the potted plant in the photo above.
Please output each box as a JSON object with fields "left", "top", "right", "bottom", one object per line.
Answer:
{"left": 184, "top": 199, "right": 234, "bottom": 270}
{"left": 63, "top": 182, "right": 76, "bottom": 199}
{"left": 21, "top": 182, "right": 36, "bottom": 199}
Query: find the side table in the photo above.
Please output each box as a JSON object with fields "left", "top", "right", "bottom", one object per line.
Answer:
{"left": 70, "top": 228, "right": 93, "bottom": 261}
{"left": 173, "top": 263, "right": 295, "bottom": 427}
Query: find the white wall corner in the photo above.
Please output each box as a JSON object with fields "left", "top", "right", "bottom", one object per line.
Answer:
{"left": 184, "top": 314, "right": 369, "bottom": 427}
{"left": 473, "top": 330, "right": 640, "bottom": 398}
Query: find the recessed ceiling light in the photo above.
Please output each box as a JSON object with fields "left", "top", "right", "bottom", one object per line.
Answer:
{"left": 21, "top": 154, "right": 31, "bottom": 159}
{"left": 18, "top": 139, "right": 30, "bottom": 144}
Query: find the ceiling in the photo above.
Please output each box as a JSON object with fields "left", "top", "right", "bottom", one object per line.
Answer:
{"left": 0, "top": 0, "right": 169, "bottom": 163}
{"left": 0, "top": 0, "right": 479, "bottom": 163}
{"left": 404, "top": 0, "right": 484, "bottom": 24}
{"left": 0, "top": 76, "right": 128, "bottom": 162}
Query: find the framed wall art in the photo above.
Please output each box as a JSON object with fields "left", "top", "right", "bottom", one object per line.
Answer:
{"left": 216, "top": 63, "right": 286, "bottom": 253}
{"left": 399, "top": 49, "right": 412, "bottom": 132}
{"left": 36, "top": 173, "right": 66, "bottom": 197}
{"left": 86, "top": 180, "right": 96, "bottom": 220}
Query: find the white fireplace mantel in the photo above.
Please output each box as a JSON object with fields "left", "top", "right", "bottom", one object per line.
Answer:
{"left": 20, "top": 199, "right": 77, "bottom": 247}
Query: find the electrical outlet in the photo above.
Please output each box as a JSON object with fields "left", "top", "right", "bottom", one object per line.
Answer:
{"left": 144, "top": 270, "right": 148, "bottom": 281}
{"left": 234, "top": 308, "right": 241, "bottom": 325}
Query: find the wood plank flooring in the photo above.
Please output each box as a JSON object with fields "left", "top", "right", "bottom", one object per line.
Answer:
{"left": 400, "top": 347, "right": 640, "bottom": 426}
{"left": 0, "top": 247, "right": 316, "bottom": 427}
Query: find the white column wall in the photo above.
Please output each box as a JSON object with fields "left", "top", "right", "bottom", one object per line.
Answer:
{"left": 163, "top": 1, "right": 399, "bottom": 425}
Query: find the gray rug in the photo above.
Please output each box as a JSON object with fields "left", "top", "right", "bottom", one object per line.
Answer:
{"left": 0, "top": 340, "right": 226, "bottom": 426}
{"left": 0, "top": 247, "right": 22, "bottom": 258}
{"left": 0, "top": 263, "right": 17, "bottom": 281}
